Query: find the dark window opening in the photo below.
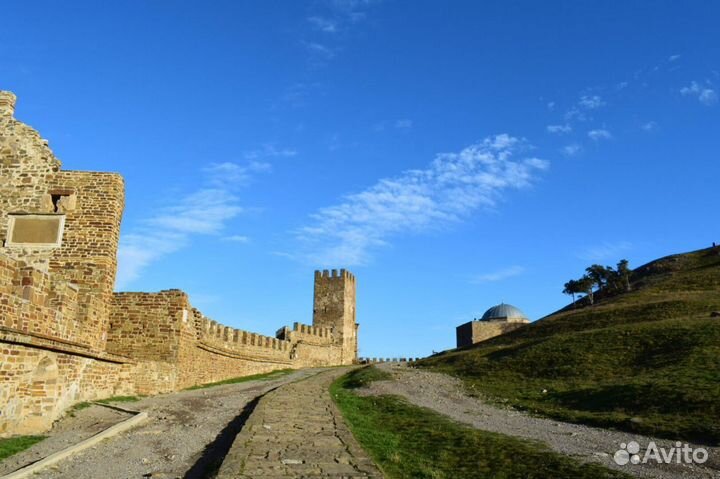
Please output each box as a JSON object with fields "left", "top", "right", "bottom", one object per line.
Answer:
{"left": 51, "top": 194, "right": 62, "bottom": 213}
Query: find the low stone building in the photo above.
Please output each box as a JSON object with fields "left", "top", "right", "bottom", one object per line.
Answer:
{"left": 0, "top": 91, "right": 359, "bottom": 436}
{"left": 456, "top": 303, "right": 530, "bottom": 347}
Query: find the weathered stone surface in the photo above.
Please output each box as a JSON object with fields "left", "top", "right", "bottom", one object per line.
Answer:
{"left": 218, "top": 368, "right": 382, "bottom": 478}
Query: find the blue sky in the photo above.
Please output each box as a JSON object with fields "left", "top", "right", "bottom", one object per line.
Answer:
{"left": 2, "top": 1, "right": 719, "bottom": 358}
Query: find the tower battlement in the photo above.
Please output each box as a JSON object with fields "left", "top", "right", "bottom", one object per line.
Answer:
{"left": 314, "top": 268, "right": 356, "bottom": 281}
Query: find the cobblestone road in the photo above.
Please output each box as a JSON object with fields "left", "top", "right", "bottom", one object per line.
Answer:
{"left": 217, "top": 367, "right": 383, "bottom": 478}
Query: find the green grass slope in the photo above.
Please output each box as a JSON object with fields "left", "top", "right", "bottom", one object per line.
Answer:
{"left": 332, "top": 367, "right": 629, "bottom": 479}
{"left": 417, "top": 247, "right": 720, "bottom": 444}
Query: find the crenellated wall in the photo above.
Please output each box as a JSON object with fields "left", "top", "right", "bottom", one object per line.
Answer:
{"left": 105, "top": 292, "right": 346, "bottom": 391}
{"left": 285, "top": 322, "right": 335, "bottom": 346}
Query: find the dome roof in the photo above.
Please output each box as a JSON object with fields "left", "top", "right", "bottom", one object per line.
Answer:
{"left": 480, "top": 303, "right": 527, "bottom": 321}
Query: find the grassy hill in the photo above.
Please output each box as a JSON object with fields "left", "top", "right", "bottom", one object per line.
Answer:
{"left": 417, "top": 246, "right": 720, "bottom": 444}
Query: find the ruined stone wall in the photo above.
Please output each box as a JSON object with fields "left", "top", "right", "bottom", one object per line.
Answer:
{"left": 0, "top": 93, "right": 124, "bottom": 353}
{"left": 312, "top": 269, "right": 358, "bottom": 364}
{"left": 0, "top": 91, "right": 61, "bottom": 271}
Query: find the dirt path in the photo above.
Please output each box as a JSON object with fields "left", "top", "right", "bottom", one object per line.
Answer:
{"left": 362, "top": 363, "right": 720, "bottom": 479}
{"left": 217, "top": 367, "right": 382, "bottom": 478}
{"left": 1, "top": 368, "right": 324, "bottom": 479}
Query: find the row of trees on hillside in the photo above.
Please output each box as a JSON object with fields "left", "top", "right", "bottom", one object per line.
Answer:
{"left": 563, "top": 259, "right": 631, "bottom": 306}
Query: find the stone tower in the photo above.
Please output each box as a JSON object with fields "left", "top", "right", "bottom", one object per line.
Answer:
{"left": 312, "top": 269, "right": 358, "bottom": 365}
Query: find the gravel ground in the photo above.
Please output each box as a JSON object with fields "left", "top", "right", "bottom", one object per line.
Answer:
{"left": 361, "top": 363, "right": 720, "bottom": 479}
{"left": 1, "top": 368, "right": 324, "bottom": 479}
{"left": 0, "top": 404, "right": 132, "bottom": 476}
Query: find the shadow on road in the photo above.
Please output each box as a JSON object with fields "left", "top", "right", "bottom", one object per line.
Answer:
{"left": 183, "top": 388, "right": 269, "bottom": 479}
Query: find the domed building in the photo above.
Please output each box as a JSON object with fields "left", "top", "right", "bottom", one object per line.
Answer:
{"left": 456, "top": 303, "right": 530, "bottom": 348}
{"left": 479, "top": 303, "right": 529, "bottom": 322}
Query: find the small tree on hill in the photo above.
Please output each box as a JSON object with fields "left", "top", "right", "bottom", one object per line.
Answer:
{"left": 578, "top": 275, "right": 595, "bottom": 305}
{"left": 616, "top": 259, "right": 631, "bottom": 292}
{"left": 563, "top": 279, "right": 582, "bottom": 307}
{"left": 586, "top": 264, "right": 614, "bottom": 291}
{"left": 564, "top": 259, "right": 632, "bottom": 309}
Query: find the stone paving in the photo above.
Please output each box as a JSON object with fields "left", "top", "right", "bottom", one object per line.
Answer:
{"left": 217, "top": 368, "right": 383, "bottom": 478}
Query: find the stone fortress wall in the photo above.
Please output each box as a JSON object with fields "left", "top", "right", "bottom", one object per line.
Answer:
{"left": 455, "top": 319, "right": 527, "bottom": 347}
{"left": 0, "top": 91, "right": 359, "bottom": 437}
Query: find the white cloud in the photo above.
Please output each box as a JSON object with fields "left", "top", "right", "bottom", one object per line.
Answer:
{"left": 588, "top": 129, "right": 612, "bottom": 141}
{"left": 564, "top": 109, "right": 584, "bottom": 122}
{"left": 149, "top": 189, "right": 243, "bottom": 234}
{"left": 562, "top": 144, "right": 582, "bottom": 156}
{"left": 681, "top": 81, "right": 718, "bottom": 106}
{"left": 565, "top": 95, "right": 605, "bottom": 122}
{"left": 546, "top": 124, "right": 572, "bottom": 134}
{"left": 295, "top": 134, "right": 549, "bottom": 266}
{"left": 668, "top": 54, "right": 681, "bottom": 62}
{"left": 307, "top": 16, "right": 338, "bottom": 33}
{"left": 116, "top": 162, "right": 269, "bottom": 289}
{"left": 699, "top": 89, "right": 718, "bottom": 105}
{"left": 578, "top": 95, "right": 605, "bottom": 110}
{"left": 641, "top": 121, "right": 658, "bottom": 132}
{"left": 116, "top": 231, "right": 186, "bottom": 290}
{"left": 304, "top": 41, "right": 336, "bottom": 60}
{"left": 204, "top": 161, "right": 271, "bottom": 187}
{"left": 577, "top": 241, "right": 632, "bottom": 262}
{"left": 303, "top": 0, "right": 377, "bottom": 63}
{"left": 471, "top": 265, "right": 525, "bottom": 283}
